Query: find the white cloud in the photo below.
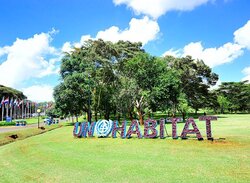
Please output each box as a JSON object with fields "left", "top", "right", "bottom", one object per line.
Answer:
{"left": 210, "top": 79, "right": 221, "bottom": 90}
{"left": 234, "top": 20, "right": 250, "bottom": 50}
{"left": 163, "top": 20, "right": 250, "bottom": 68}
{"left": 113, "top": 0, "right": 213, "bottom": 19}
{"left": 163, "top": 48, "right": 181, "bottom": 57}
{"left": 22, "top": 85, "right": 54, "bottom": 102}
{"left": 63, "top": 17, "right": 159, "bottom": 52}
{"left": 62, "top": 42, "right": 73, "bottom": 53}
{"left": 0, "top": 31, "right": 60, "bottom": 88}
{"left": 0, "top": 46, "right": 9, "bottom": 57}
{"left": 183, "top": 42, "right": 243, "bottom": 67}
{"left": 163, "top": 42, "right": 243, "bottom": 68}
{"left": 96, "top": 16, "right": 159, "bottom": 45}
{"left": 242, "top": 66, "right": 250, "bottom": 82}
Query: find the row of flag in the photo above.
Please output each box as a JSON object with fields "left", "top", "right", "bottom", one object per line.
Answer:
{"left": 0, "top": 97, "right": 38, "bottom": 109}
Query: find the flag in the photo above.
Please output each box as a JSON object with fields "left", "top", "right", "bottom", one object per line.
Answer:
{"left": 13, "top": 99, "right": 18, "bottom": 106}
{"left": 18, "top": 100, "right": 23, "bottom": 108}
{"left": 0, "top": 96, "right": 4, "bottom": 108}
{"left": 4, "top": 97, "right": 9, "bottom": 104}
{"left": 4, "top": 97, "right": 9, "bottom": 108}
{"left": 9, "top": 98, "right": 13, "bottom": 108}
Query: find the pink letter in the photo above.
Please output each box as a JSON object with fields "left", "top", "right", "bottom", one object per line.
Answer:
{"left": 199, "top": 116, "right": 217, "bottom": 140}
{"left": 126, "top": 120, "right": 142, "bottom": 138}
{"left": 82, "top": 122, "right": 96, "bottom": 138}
{"left": 171, "top": 118, "right": 181, "bottom": 139}
{"left": 73, "top": 122, "right": 84, "bottom": 137}
{"left": 181, "top": 118, "right": 203, "bottom": 140}
{"left": 112, "top": 121, "right": 126, "bottom": 138}
{"left": 144, "top": 119, "right": 158, "bottom": 138}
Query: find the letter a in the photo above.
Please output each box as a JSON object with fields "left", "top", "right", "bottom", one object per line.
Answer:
{"left": 126, "top": 120, "right": 142, "bottom": 138}
{"left": 181, "top": 118, "right": 203, "bottom": 140}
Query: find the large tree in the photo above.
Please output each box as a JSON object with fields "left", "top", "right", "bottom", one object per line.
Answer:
{"left": 164, "top": 55, "right": 219, "bottom": 114}
{"left": 120, "top": 53, "right": 180, "bottom": 125}
{"left": 54, "top": 39, "right": 144, "bottom": 122}
{"left": 216, "top": 81, "right": 250, "bottom": 113}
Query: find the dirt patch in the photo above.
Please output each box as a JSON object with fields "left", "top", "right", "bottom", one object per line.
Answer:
{"left": 9, "top": 134, "right": 18, "bottom": 139}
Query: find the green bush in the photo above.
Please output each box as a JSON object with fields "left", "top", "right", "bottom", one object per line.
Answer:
{"left": 0, "top": 122, "right": 16, "bottom": 126}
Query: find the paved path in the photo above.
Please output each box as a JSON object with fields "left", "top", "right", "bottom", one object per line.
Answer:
{"left": 0, "top": 123, "right": 45, "bottom": 133}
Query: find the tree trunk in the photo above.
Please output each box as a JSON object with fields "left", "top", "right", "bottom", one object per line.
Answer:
{"left": 117, "top": 113, "right": 121, "bottom": 123}
{"left": 182, "top": 112, "right": 186, "bottom": 122}
{"left": 129, "top": 111, "right": 133, "bottom": 122}
{"left": 95, "top": 111, "right": 98, "bottom": 122}
{"left": 104, "top": 111, "right": 109, "bottom": 120}
{"left": 87, "top": 110, "right": 92, "bottom": 122}
{"left": 138, "top": 110, "right": 144, "bottom": 125}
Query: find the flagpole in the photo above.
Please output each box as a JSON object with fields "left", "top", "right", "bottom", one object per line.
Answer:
{"left": 13, "top": 105, "right": 16, "bottom": 119}
{"left": 6, "top": 103, "right": 8, "bottom": 118}
{"left": 25, "top": 103, "right": 27, "bottom": 119}
{"left": 30, "top": 102, "right": 32, "bottom": 118}
{"left": 10, "top": 99, "right": 12, "bottom": 118}
{"left": 22, "top": 101, "right": 24, "bottom": 119}
{"left": 1, "top": 105, "right": 4, "bottom": 121}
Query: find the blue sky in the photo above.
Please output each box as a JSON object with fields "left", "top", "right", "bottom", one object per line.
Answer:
{"left": 0, "top": 0, "right": 250, "bottom": 102}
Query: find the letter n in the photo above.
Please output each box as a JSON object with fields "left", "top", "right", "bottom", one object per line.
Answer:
{"left": 82, "top": 122, "right": 96, "bottom": 138}
{"left": 126, "top": 120, "right": 142, "bottom": 138}
{"left": 144, "top": 119, "right": 158, "bottom": 138}
{"left": 112, "top": 121, "right": 126, "bottom": 138}
{"left": 181, "top": 118, "right": 203, "bottom": 140}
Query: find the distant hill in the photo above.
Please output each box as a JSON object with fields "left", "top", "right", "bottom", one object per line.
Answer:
{"left": 0, "top": 85, "right": 26, "bottom": 99}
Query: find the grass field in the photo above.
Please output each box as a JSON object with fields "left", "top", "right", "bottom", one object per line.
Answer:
{"left": 0, "top": 124, "right": 62, "bottom": 146}
{"left": 0, "top": 114, "right": 249, "bottom": 182}
{"left": 0, "top": 117, "right": 41, "bottom": 124}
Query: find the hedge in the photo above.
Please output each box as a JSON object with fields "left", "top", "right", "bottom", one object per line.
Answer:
{"left": 0, "top": 122, "right": 16, "bottom": 126}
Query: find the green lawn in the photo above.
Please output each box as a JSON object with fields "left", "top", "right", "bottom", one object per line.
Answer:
{"left": 0, "top": 124, "right": 62, "bottom": 146}
{"left": 0, "top": 114, "right": 249, "bottom": 182}
{"left": 0, "top": 117, "right": 41, "bottom": 124}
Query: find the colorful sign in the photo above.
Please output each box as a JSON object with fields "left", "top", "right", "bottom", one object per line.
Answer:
{"left": 95, "top": 119, "right": 113, "bottom": 137}
{"left": 73, "top": 116, "right": 217, "bottom": 140}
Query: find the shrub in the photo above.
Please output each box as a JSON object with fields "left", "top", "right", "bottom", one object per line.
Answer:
{"left": 0, "top": 122, "right": 16, "bottom": 126}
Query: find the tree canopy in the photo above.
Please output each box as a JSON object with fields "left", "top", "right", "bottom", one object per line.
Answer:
{"left": 53, "top": 39, "right": 249, "bottom": 123}
{"left": 0, "top": 85, "right": 26, "bottom": 99}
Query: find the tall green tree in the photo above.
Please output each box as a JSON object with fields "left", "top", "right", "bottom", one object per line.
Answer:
{"left": 121, "top": 53, "right": 180, "bottom": 125}
{"left": 54, "top": 39, "right": 144, "bottom": 122}
{"left": 164, "top": 55, "right": 219, "bottom": 114}
{"left": 217, "top": 81, "right": 250, "bottom": 113}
